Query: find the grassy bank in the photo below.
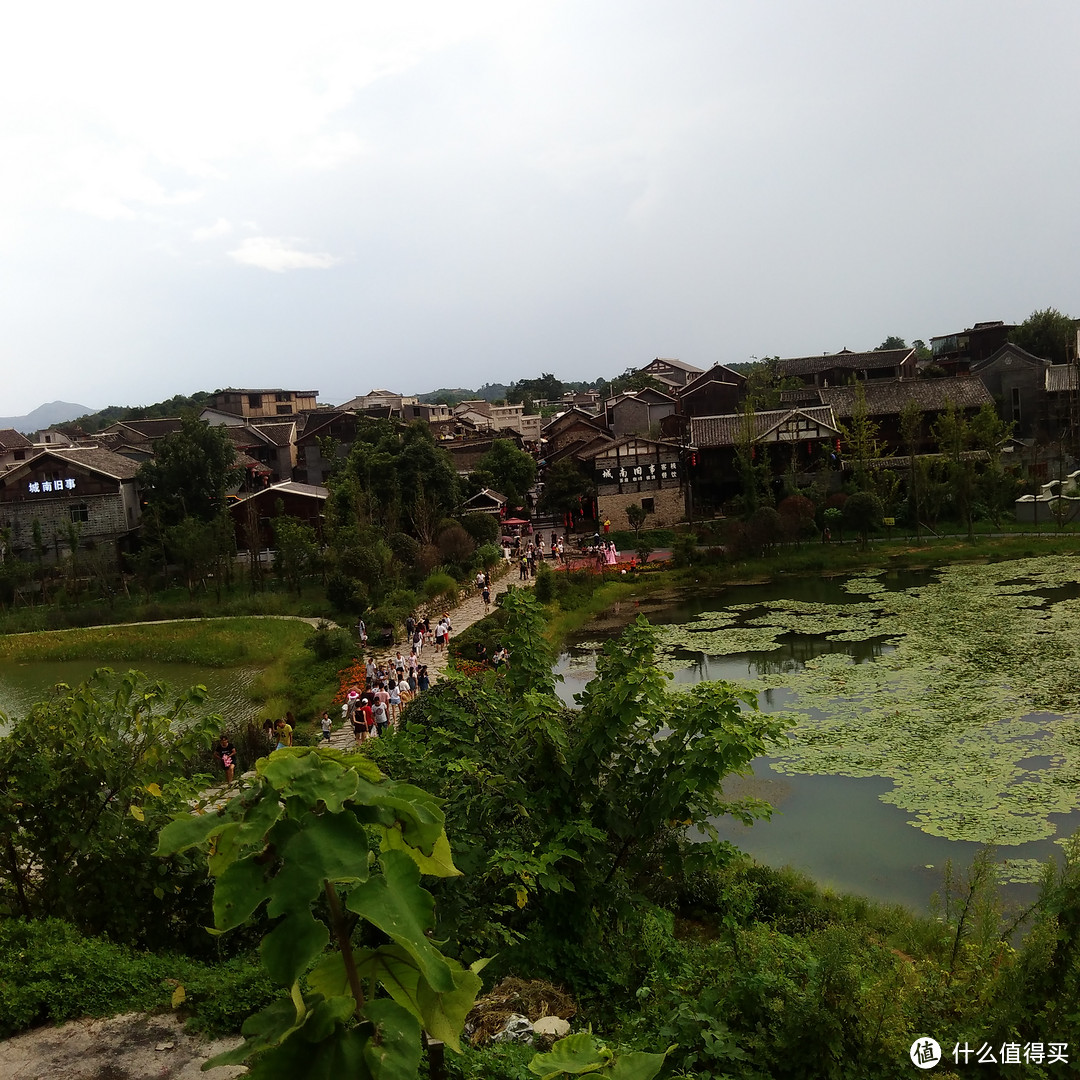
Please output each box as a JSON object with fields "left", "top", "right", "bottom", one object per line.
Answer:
{"left": 0, "top": 581, "right": 330, "bottom": 636}
{"left": 0, "top": 617, "right": 343, "bottom": 727}
{"left": 0, "top": 616, "right": 312, "bottom": 666}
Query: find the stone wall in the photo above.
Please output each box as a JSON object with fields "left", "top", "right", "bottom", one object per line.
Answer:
{"left": 5, "top": 492, "right": 133, "bottom": 557}
{"left": 598, "top": 484, "right": 685, "bottom": 529}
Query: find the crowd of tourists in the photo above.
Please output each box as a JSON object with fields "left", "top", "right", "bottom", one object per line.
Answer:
{"left": 213, "top": 566, "right": 511, "bottom": 778}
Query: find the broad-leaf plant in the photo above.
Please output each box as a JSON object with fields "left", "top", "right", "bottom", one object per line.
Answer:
{"left": 158, "top": 747, "right": 484, "bottom": 1079}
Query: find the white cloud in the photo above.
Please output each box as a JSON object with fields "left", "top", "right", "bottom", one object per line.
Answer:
{"left": 192, "top": 218, "right": 233, "bottom": 242}
{"left": 228, "top": 236, "right": 341, "bottom": 272}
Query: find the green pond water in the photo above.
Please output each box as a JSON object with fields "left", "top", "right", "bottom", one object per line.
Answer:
{"left": 555, "top": 559, "right": 1080, "bottom": 910}
{"left": 0, "top": 660, "right": 262, "bottom": 734}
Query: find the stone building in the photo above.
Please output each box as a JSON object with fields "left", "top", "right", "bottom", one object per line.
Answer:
{"left": 580, "top": 436, "right": 684, "bottom": 529}
{"left": 0, "top": 446, "right": 141, "bottom": 560}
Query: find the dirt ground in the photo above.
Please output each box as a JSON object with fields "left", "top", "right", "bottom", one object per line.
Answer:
{"left": 0, "top": 1013, "right": 244, "bottom": 1080}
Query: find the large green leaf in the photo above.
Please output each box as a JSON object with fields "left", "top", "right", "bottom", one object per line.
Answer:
{"left": 213, "top": 853, "right": 272, "bottom": 931}
{"left": 205, "top": 997, "right": 304, "bottom": 1067}
{"left": 261, "top": 750, "right": 360, "bottom": 811}
{"left": 345, "top": 849, "right": 455, "bottom": 992}
{"left": 529, "top": 1033, "right": 610, "bottom": 1077}
{"left": 155, "top": 809, "right": 227, "bottom": 856}
{"left": 267, "top": 811, "right": 370, "bottom": 917}
{"left": 351, "top": 775, "right": 446, "bottom": 855}
{"left": 415, "top": 955, "right": 486, "bottom": 1052}
{"left": 379, "top": 821, "right": 461, "bottom": 878}
{"left": 360, "top": 999, "right": 424, "bottom": 1080}
{"left": 261, "top": 908, "right": 330, "bottom": 986}
{"left": 603, "top": 1050, "right": 671, "bottom": 1080}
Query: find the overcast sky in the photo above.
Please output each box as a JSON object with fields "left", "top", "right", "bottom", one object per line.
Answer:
{"left": 2, "top": 1, "right": 1078, "bottom": 416}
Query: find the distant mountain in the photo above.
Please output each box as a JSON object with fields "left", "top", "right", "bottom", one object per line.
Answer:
{"left": 0, "top": 401, "right": 93, "bottom": 434}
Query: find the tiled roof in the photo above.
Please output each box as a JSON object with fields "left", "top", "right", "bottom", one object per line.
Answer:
{"left": 541, "top": 408, "right": 612, "bottom": 437}
{"left": 250, "top": 421, "right": 297, "bottom": 446}
{"left": 817, "top": 377, "right": 993, "bottom": 418}
{"left": 691, "top": 406, "right": 838, "bottom": 448}
{"left": 0, "top": 428, "right": 33, "bottom": 449}
{"left": 235, "top": 480, "right": 328, "bottom": 503}
{"left": 28, "top": 446, "right": 141, "bottom": 480}
{"left": 971, "top": 344, "right": 1049, "bottom": 372}
{"left": 1046, "top": 365, "right": 1079, "bottom": 393}
{"left": 776, "top": 348, "right": 914, "bottom": 377}
{"left": 579, "top": 435, "right": 679, "bottom": 461}
{"left": 680, "top": 363, "right": 747, "bottom": 395}
{"left": 114, "top": 418, "right": 185, "bottom": 439}
{"left": 645, "top": 357, "right": 705, "bottom": 374}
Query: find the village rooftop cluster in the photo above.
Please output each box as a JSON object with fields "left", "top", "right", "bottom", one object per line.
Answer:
{"left": 1, "top": 316, "right": 1079, "bottom": 562}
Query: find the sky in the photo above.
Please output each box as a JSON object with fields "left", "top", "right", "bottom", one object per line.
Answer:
{"left": 2, "top": 1, "right": 1079, "bottom": 416}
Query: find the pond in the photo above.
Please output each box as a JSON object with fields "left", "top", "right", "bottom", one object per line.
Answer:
{"left": 0, "top": 660, "right": 262, "bottom": 735}
{"left": 555, "top": 559, "right": 1080, "bottom": 909}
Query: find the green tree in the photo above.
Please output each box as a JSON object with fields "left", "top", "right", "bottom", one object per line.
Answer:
{"left": 743, "top": 357, "right": 801, "bottom": 410}
{"left": 136, "top": 416, "right": 240, "bottom": 526}
{"left": 1010, "top": 307, "right": 1078, "bottom": 364}
{"left": 932, "top": 400, "right": 979, "bottom": 539}
{"left": 734, "top": 401, "right": 770, "bottom": 514}
{"left": 469, "top": 439, "right": 537, "bottom": 507}
{"left": 273, "top": 516, "right": 318, "bottom": 597}
{"left": 875, "top": 336, "right": 907, "bottom": 351}
{"left": 158, "top": 748, "right": 482, "bottom": 1079}
{"left": 540, "top": 460, "right": 595, "bottom": 524}
{"left": 165, "top": 517, "right": 217, "bottom": 597}
{"left": 0, "top": 670, "right": 220, "bottom": 949}
{"left": 369, "top": 592, "right": 784, "bottom": 960}
{"left": 626, "top": 502, "right": 648, "bottom": 537}
{"left": 899, "top": 399, "right": 923, "bottom": 540}
{"left": 842, "top": 491, "right": 883, "bottom": 549}
{"left": 839, "top": 383, "right": 883, "bottom": 493}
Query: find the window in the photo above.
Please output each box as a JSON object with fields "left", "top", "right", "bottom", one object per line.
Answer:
{"left": 13, "top": 450, "right": 24, "bottom": 460}
{"left": 1012, "top": 388, "right": 1022, "bottom": 423}
{"left": 275, "top": 393, "right": 291, "bottom": 402}
{"left": 69, "top": 504, "right": 89, "bottom": 524}
{"left": 641, "top": 497, "right": 655, "bottom": 514}
{"left": 248, "top": 393, "right": 263, "bottom": 409}
{"left": 275, "top": 404, "right": 294, "bottom": 415}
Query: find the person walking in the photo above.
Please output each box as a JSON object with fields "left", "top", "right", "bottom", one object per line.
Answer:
{"left": 214, "top": 734, "right": 237, "bottom": 782}
{"left": 482, "top": 583, "right": 491, "bottom": 611}
{"left": 320, "top": 711, "right": 332, "bottom": 743}
{"left": 417, "top": 665, "right": 430, "bottom": 692}
{"left": 372, "top": 696, "right": 389, "bottom": 737}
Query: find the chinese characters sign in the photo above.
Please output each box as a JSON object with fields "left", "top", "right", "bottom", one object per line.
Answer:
{"left": 600, "top": 462, "right": 677, "bottom": 481}
{"left": 27, "top": 478, "right": 76, "bottom": 494}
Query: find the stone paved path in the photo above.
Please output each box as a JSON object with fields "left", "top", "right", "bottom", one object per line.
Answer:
{"left": 327, "top": 561, "right": 531, "bottom": 750}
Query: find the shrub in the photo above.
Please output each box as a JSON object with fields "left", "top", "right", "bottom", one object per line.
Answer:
{"left": 437, "top": 522, "right": 476, "bottom": 565}
{"left": 475, "top": 542, "right": 502, "bottom": 570}
{"left": 423, "top": 571, "right": 459, "bottom": 606}
{"left": 459, "top": 512, "right": 501, "bottom": 546}
{"left": 325, "top": 571, "right": 368, "bottom": 614}
{"left": 303, "top": 621, "right": 353, "bottom": 661}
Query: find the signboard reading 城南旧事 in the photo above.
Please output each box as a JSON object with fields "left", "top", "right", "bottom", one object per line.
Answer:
{"left": 28, "top": 479, "right": 77, "bottom": 494}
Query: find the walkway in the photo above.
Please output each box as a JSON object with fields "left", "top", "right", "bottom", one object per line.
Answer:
{"left": 327, "top": 563, "right": 531, "bottom": 749}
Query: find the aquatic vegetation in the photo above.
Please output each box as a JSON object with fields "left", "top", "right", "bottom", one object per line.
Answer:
{"left": 650, "top": 557, "right": 1080, "bottom": 847}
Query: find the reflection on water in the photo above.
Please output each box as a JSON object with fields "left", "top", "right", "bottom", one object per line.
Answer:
{"left": 0, "top": 660, "right": 261, "bottom": 735}
{"left": 555, "top": 568, "right": 1078, "bottom": 910}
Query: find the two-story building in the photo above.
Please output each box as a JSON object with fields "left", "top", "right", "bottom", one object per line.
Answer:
{"left": 209, "top": 388, "right": 319, "bottom": 419}
{"left": 0, "top": 446, "right": 142, "bottom": 560}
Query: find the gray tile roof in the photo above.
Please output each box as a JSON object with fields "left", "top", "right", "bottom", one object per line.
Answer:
{"left": 777, "top": 348, "right": 914, "bottom": 377}
{"left": 817, "top": 376, "right": 993, "bottom": 418}
{"left": 691, "top": 406, "right": 839, "bottom": 448}
{"left": 30, "top": 446, "right": 141, "bottom": 480}
{"left": 1046, "top": 365, "right": 1079, "bottom": 393}
{"left": 0, "top": 428, "right": 33, "bottom": 449}
{"left": 645, "top": 356, "right": 705, "bottom": 374}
